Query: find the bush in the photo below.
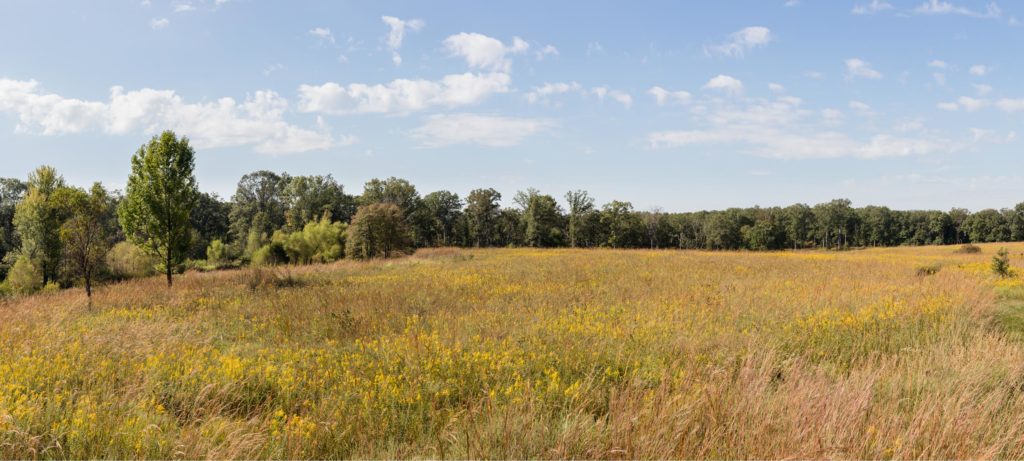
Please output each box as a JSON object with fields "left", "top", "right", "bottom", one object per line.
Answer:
{"left": 106, "top": 242, "right": 159, "bottom": 279}
{"left": 252, "top": 241, "right": 287, "bottom": 266}
{"left": 281, "top": 216, "right": 346, "bottom": 265}
{"left": 7, "top": 255, "right": 42, "bottom": 295}
{"left": 993, "top": 247, "right": 1012, "bottom": 278}
{"left": 955, "top": 244, "right": 982, "bottom": 254}
{"left": 915, "top": 263, "right": 942, "bottom": 276}
{"left": 206, "top": 239, "right": 231, "bottom": 268}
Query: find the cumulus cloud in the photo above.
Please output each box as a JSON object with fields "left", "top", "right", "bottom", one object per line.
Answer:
{"left": 845, "top": 58, "right": 883, "bottom": 79}
{"left": 648, "top": 86, "right": 692, "bottom": 105}
{"left": 0, "top": 79, "right": 344, "bottom": 154}
{"left": 702, "top": 75, "right": 744, "bottom": 95}
{"left": 928, "top": 59, "right": 948, "bottom": 69}
{"left": 706, "top": 26, "right": 772, "bottom": 57}
{"left": 296, "top": 72, "right": 511, "bottom": 115}
{"left": 381, "top": 16, "right": 425, "bottom": 66}
{"left": 150, "top": 18, "right": 170, "bottom": 29}
{"left": 411, "top": 113, "right": 552, "bottom": 147}
{"left": 852, "top": 0, "right": 894, "bottom": 14}
{"left": 308, "top": 27, "right": 335, "bottom": 44}
{"left": 535, "top": 44, "right": 559, "bottom": 60}
{"left": 443, "top": 32, "right": 529, "bottom": 72}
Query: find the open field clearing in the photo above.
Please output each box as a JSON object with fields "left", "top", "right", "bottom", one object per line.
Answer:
{"left": 3, "top": 244, "right": 1024, "bottom": 458}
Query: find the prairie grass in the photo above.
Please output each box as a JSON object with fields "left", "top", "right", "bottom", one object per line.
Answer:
{"left": 1, "top": 243, "right": 1023, "bottom": 458}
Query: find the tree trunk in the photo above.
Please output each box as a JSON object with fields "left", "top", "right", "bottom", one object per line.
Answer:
{"left": 166, "top": 252, "right": 173, "bottom": 287}
{"left": 85, "top": 274, "right": 92, "bottom": 306}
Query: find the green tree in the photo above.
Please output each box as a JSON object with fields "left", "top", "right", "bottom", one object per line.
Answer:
{"left": 59, "top": 183, "right": 114, "bottom": 302}
{"left": 190, "top": 192, "right": 230, "bottom": 259}
{"left": 422, "top": 190, "right": 463, "bottom": 246}
{"left": 993, "top": 247, "right": 1012, "bottom": 277}
{"left": 515, "top": 189, "right": 564, "bottom": 247}
{"left": 229, "top": 170, "right": 290, "bottom": 255}
{"left": 118, "top": 131, "right": 200, "bottom": 287}
{"left": 13, "top": 166, "right": 68, "bottom": 285}
{"left": 346, "top": 203, "right": 412, "bottom": 259}
{"left": 599, "top": 201, "right": 640, "bottom": 248}
{"left": 465, "top": 188, "right": 502, "bottom": 247}
{"left": 0, "top": 178, "right": 28, "bottom": 278}
{"left": 284, "top": 175, "right": 354, "bottom": 230}
{"left": 565, "top": 190, "right": 595, "bottom": 248}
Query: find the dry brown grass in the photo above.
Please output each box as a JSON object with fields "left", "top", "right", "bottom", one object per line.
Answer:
{"left": 1, "top": 244, "right": 1024, "bottom": 459}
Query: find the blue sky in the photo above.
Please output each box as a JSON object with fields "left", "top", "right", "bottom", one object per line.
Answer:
{"left": 1, "top": 0, "right": 1023, "bottom": 211}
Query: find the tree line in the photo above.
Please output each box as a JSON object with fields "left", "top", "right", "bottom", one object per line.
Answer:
{"left": 2, "top": 130, "right": 1024, "bottom": 298}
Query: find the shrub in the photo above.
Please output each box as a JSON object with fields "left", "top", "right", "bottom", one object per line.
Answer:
{"left": 282, "top": 216, "right": 345, "bottom": 265}
{"left": 7, "top": 255, "right": 42, "bottom": 295}
{"left": 955, "top": 244, "right": 982, "bottom": 254}
{"left": 252, "top": 241, "right": 287, "bottom": 266}
{"left": 206, "top": 239, "right": 231, "bottom": 268}
{"left": 993, "top": 247, "right": 1012, "bottom": 278}
{"left": 106, "top": 241, "right": 158, "bottom": 279}
{"left": 916, "top": 263, "right": 942, "bottom": 276}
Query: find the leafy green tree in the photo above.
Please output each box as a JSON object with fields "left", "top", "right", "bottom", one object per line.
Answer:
{"left": 0, "top": 178, "right": 27, "bottom": 278}
{"left": 346, "top": 203, "right": 412, "bottom": 259}
{"left": 229, "top": 170, "right": 290, "bottom": 254}
{"left": 190, "top": 192, "right": 230, "bottom": 259}
{"left": 206, "top": 239, "right": 230, "bottom": 267}
{"left": 814, "top": 199, "right": 855, "bottom": 249}
{"left": 59, "top": 183, "right": 114, "bottom": 302}
{"left": 465, "top": 188, "right": 502, "bottom": 247}
{"left": 118, "top": 131, "right": 200, "bottom": 287}
{"left": 422, "top": 190, "right": 463, "bottom": 246}
{"left": 599, "top": 201, "right": 641, "bottom": 248}
{"left": 282, "top": 214, "right": 346, "bottom": 264}
{"left": 7, "top": 255, "right": 42, "bottom": 295}
{"left": 515, "top": 189, "right": 564, "bottom": 247}
{"left": 965, "top": 209, "right": 1009, "bottom": 243}
{"left": 360, "top": 177, "right": 427, "bottom": 245}
{"left": 13, "top": 166, "right": 68, "bottom": 285}
{"left": 565, "top": 190, "right": 596, "bottom": 248}
{"left": 284, "top": 175, "right": 354, "bottom": 230}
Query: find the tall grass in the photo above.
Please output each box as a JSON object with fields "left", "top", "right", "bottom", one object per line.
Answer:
{"left": 0, "top": 244, "right": 1021, "bottom": 458}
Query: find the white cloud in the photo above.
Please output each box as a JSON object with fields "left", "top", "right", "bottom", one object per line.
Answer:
{"left": 308, "top": 27, "right": 335, "bottom": 45}
{"left": 586, "top": 41, "right": 605, "bottom": 56}
{"left": 0, "top": 79, "right": 344, "bottom": 154}
{"left": 852, "top": 0, "right": 894, "bottom": 14}
{"left": 928, "top": 59, "right": 948, "bottom": 69}
{"left": 443, "top": 32, "right": 529, "bottom": 72}
{"left": 973, "top": 83, "right": 993, "bottom": 95}
{"left": 702, "top": 75, "right": 743, "bottom": 95}
{"left": 535, "top": 44, "right": 559, "bottom": 60}
{"left": 706, "top": 26, "right": 772, "bottom": 57}
{"left": 411, "top": 113, "right": 552, "bottom": 147}
{"left": 150, "top": 18, "right": 169, "bottom": 29}
{"left": 937, "top": 101, "right": 960, "bottom": 111}
{"left": 173, "top": 2, "right": 195, "bottom": 13}
{"left": 996, "top": 98, "right": 1024, "bottom": 112}
{"left": 525, "top": 82, "right": 582, "bottom": 104}
{"left": 849, "top": 100, "right": 874, "bottom": 115}
{"left": 381, "top": 16, "right": 425, "bottom": 66}
{"left": 969, "top": 64, "right": 991, "bottom": 76}
{"left": 845, "top": 58, "right": 883, "bottom": 79}
{"left": 591, "top": 87, "right": 632, "bottom": 108}
{"left": 768, "top": 83, "right": 785, "bottom": 93}
{"left": 648, "top": 86, "right": 692, "bottom": 105}
{"left": 957, "top": 96, "right": 987, "bottom": 111}
{"left": 646, "top": 93, "right": 979, "bottom": 159}
{"left": 296, "top": 72, "right": 511, "bottom": 115}
{"left": 914, "top": 0, "right": 1002, "bottom": 18}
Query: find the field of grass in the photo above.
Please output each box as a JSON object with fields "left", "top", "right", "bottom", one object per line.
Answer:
{"left": 2, "top": 244, "right": 1024, "bottom": 458}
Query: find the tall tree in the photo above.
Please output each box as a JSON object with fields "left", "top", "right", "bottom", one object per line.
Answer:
{"left": 465, "top": 188, "right": 501, "bottom": 247}
{"left": 346, "top": 203, "right": 412, "bottom": 259}
{"left": 515, "top": 189, "right": 564, "bottom": 247}
{"left": 59, "top": 183, "right": 113, "bottom": 303}
{"left": 0, "top": 178, "right": 27, "bottom": 278}
{"left": 13, "top": 166, "right": 67, "bottom": 285}
{"left": 229, "top": 170, "right": 290, "bottom": 253}
{"left": 118, "top": 131, "right": 200, "bottom": 287}
{"left": 422, "top": 190, "right": 463, "bottom": 246}
{"left": 284, "top": 175, "right": 354, "bottom": 230}
{"left": 190, "top": 192, "right": 230, "bottom": 259}
{"left": 565, "top": 190, "right": 595, "bottom": 248}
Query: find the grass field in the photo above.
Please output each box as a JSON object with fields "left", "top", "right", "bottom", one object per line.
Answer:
{"left": 2, "top": 244, "right": 1024, "bottom": 458}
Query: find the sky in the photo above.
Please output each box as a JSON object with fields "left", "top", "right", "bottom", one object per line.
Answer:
{"left": 1, "top": 0, "right": 1023, "bottom": 212}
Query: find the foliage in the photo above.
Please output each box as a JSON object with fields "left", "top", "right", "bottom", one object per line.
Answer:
{"left": 993, "top": 247, "right": 1012, "bottom": 277}
{"left": 279, "top": 214, "right": 346, "bottom": 264}
{"left": 346, "top": 203, "right": 412, "bottom": 259}
{"left": 106, "top": 242, "right": 159, "bottom": 279}
{"left": 118, "top": 131, "right": 200, "bottom": 287}
{"left": 6, "top": 255, "right": 42, "bottom": 295}
{"left": 955, "top": 243, "right": 982, "bottom": 254}
{"left": 59, "top": 183, "right": 114, "bottom": 300}
{"left": 206, "top": 239, "right": 231, "bottom": 267}
{"left": 12, "top": 166, "right": 67, "bottom": 286}
{"left": 465, "top": 188, "right": 501, "bottom": 247}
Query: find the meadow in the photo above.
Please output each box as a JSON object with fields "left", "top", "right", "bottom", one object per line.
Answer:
{"left": 1, "top": 244, "right": 1024, "bottom": 459}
